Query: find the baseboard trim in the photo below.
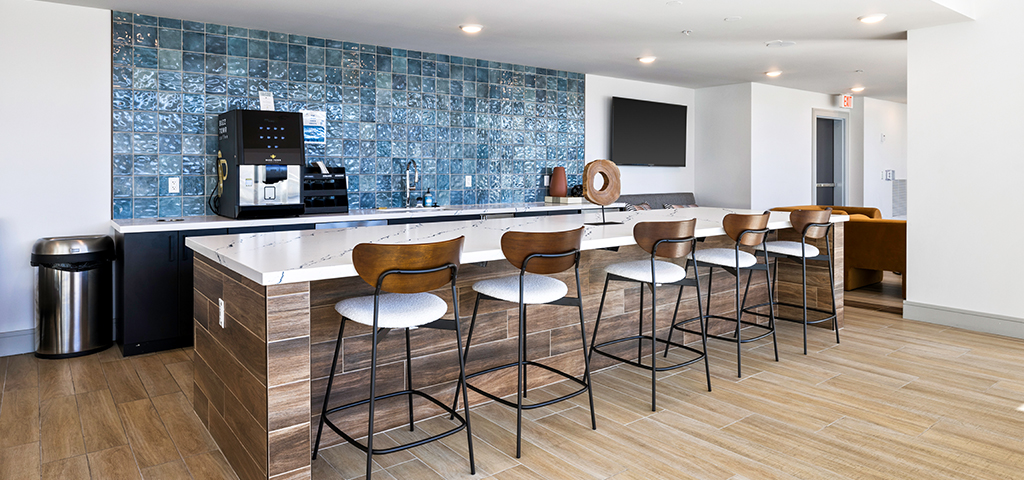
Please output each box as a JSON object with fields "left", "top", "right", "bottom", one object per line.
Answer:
{"left": 903, "top": 301, "right": 1024, "bottom": 340}
{"left": 0, "top": 328, "right": 35, "bottom": 357}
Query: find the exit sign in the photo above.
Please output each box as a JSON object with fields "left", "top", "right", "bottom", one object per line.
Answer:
{"left": 840, "top": 94, "right": 854, "bottom": 108}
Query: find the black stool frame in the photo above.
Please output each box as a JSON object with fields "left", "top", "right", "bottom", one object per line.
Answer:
{"left": 742, "top": 221, "right": 838, "bottom": 354}
{"left": 312, "top": 263, "right": 475, "bottom": 478}
{"left": 453, "top": 249, "right": 596, "bottom": 458}
{"left": 590, "top": 236, "right": 711, "bottom": 411}
{"left": 666, "top": 226, "right": 778, "bottom": 378}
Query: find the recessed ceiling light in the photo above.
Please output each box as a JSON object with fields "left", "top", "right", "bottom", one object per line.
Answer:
{"left": 766, "top": 70, "right": 782, "bottom": 77}
{"left": 681, "top": 30, "right": 693, "bottom": 36}
{"left": 724, "top": 16, "right": 742, "bottom": 22}
{"left": 666, "top": 0, "right": 683, "bottom": 6}
{"left": 459, "top": 24, "right": 483, "bottom": 34}
{"left": 765, "top": 40, "right": 796, "bottom": 48}
{"left": 855, "top": 69, "right": 865, "bottom": 73}
{"left": 858, "top": 14, "right": 887, "bottom": 24}
{"left": 638, "top": 56, "right": 657, "bottom": 64}
{"left": 851, "top": 87, "right": 865, "bottom": 93}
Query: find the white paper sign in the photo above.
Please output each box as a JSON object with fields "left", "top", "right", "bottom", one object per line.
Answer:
{"left": 258, "top": 91, "right": 275, "bottom": 111}
{"left": 301, "top": 110, "right": 327, "bottom": 144}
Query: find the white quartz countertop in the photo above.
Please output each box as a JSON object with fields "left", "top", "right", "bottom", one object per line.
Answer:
{"left": 111, "top": 202, "right": 617, "bottom": 233}
{"left": 187, "top": 207, "right": 848, "bottom": 286}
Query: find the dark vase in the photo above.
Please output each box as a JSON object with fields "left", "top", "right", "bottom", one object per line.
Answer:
{"left": 549, "top": 166, "right": 567, "bottom": 197}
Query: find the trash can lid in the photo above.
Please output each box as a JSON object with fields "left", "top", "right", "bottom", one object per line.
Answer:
{"left": 32, "top": 235, "right": 114, "bottom": 256}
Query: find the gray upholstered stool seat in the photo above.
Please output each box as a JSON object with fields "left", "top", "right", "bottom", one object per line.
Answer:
{"left": 694, "top": 248, "right": 757, "bottom": 268}
{"left": 605, "top": 260, "right": 687, "bottom": 284}
{"left": 472, "top": 274, "right": 568, "bottom": 304}
{"left": 764, "top": 241, "right": 820, "bottom": 258}
{"left": 335, "top": 293, "right": 448, "bottom": 329}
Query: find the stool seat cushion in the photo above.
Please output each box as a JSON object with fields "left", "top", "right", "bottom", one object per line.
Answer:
{"left": 473, "top": 274, "right": 568, "bottom": 304}
{"left": 606, "top": 260, "right": 687, "bottom": 284}
{"left": 694, "top": 248, "right": 757, "bottom": 268}
{"left": 335, "top": 293, "right": 448, "bottom": 329}
{"left": 765, "top": 241, "right": 820, "bottom": 258}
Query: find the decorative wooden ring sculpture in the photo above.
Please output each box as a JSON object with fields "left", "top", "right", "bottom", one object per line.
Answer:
{"left": 582, "top": 159, "right": 621, "bottom": 206}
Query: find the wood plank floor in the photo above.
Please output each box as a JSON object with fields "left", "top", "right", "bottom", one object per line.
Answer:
{"left": 3, "top": 278, "right": 1023, "bottom": 479}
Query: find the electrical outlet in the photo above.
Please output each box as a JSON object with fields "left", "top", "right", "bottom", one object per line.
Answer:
{"left": 218, "top": 298, "right": 225, "bottom": 328}
{"left": 168, "top": 177, "right": 180, "bottom": 194}
{"left": 465, "top": 175, "right": 472, "bottom": 188}
{"left": 544, "top": 175, "right": 550, "bottom": 186}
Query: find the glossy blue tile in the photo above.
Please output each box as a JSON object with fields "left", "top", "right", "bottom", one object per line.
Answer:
{"left": 205, "top": 55, "right": 226, "bottom": 74}
{"left": 132, "top": 197, "right": 157, "bottom": 218}
{"left": 206, "top": 23, "right": 227, "bottom": 35}
{"left": 159, "top": 28, "right": 181, "bottom": 50}
{"left": 227, "top": 26, "right": 248, "bottom": 37}
{"left": 158, "top": 50, "right": 182, "bottom": 70}
{"left": 113, "top": 67, "right": 133, "bottom": 89}
{"left": 133, "top": 112, "right": 156, "bottom": 132}
{"left": 159, "top": 197, "right": 182, "bottom": 217}
{"left": 268, "top": 42, "right": 287, "bottom": 61}
{"left": 205, "top": 35, "right": 226, "bottom": 54}
{"left": 182, "top": 52, "right": 204, "bottom": 73}
{"left": 182, "top": 31, "right": 204, "bottom": 52}
{"left": 205, "top": 95, "right": 227, "bottom": 113}
{"left": 249, "top": 29, "right": 269, "bottom": 40}
{"left": 113, "top": 198, "right": 133, "bottom": 219}
{"left": 134, "top": 47, "right": 157, "bottom": 68}
{"left": 157, "top": 72, "right": 180, "bottom": 91}
{"left": 134, "top": 175, "right": 158, "bottom": 196}
{"left": 227, "top": 58, "right": 247, "bottom": 76}
{"left": 247, "top": 59, "right": 268, "bottom": 78}
{"left": 288, "top": 44, "right": 306, "bottom": 63}
{"left": 307, "top": 46, "right": 324, "bottom": 65}
{"left": 135, "top": 25, "right": 156, "bottom": 46}
{"left": 159, "top": 112, "right": 182, "bottom": 132}
{"left": 112, "top": 44, "right": 132, "bottom": 66}
{"left": 183, "top": 197, "right": 206, "bottom": 216}
{"left": 228, "top": 37, "right": 247, "bottom": 56}
{"left": 289, "top": 34, "right": 306, "bottom": 45}
{"left": 289, "top": 64, "right": 305, "bottom": 82}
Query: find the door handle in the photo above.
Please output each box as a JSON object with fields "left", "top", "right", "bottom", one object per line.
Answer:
{"left": 816, "top": 183, "right": 836, "bottom": 188}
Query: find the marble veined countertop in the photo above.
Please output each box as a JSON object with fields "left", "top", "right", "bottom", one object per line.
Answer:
{"left": 111, "top": 201, "right": 619, "bottom": 233}
{"left": 186, "top": 207, "right": 848, "bottom": 286}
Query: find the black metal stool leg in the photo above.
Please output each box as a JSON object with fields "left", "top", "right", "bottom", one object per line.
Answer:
{"left": 827, "top": 235, "right": 840, "bottom": 344}
{"left": 451, "top": 293, "right": 482, "bottom": 417}
{"left": 637, "top": 284, "right": 645, "bottom": 361}
{"left": 312, "top": 317, "right": 346, "bottom": 460}
{"left": 735, "top": 268, "right": 743, "bottom": 378}
{"left": 406, "top": 328, "right": 415, "bottom": 430}
{"left": 694, "top": 270, "right": 711, "bottom": 392}
{"left": 575, "top": 267, "right": 597, "bottom": 429}
{"left": 650, "top": 281, "right": 658, "bottom": 411}
{"left": 523, "top": 306, "right": 528, "bottom": 399}
{"left": 451, "top": 284, "right": 476, "bottom": 475}
{"left": 589, "top": 276, "right": 611, "bottom": 363}
{"left": 801, "top": 256, "right": 809, "bottom": 355}
{"left": 365, "top": 323, "right": 380, "bottom": 479}
{"left": 766, "top": 251, "right": 779, "bottom": 362}
{"left": 516, "top": 291, "right": 525, "bottom": 458}
{"left": 663, "top": 284, "right": 685, "bottom": 358}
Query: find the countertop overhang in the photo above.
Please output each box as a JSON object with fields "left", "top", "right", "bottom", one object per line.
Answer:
{"left": 186, "top": 207, "right": 848, "bottom": 286}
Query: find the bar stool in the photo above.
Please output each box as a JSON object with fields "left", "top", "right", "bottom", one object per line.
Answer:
{"left": 666, "top": 212, "right": 777, "bottom": 378}
{"left": 589, "top": 219, "right": 711, "bottom": 412}
{"left": 453, "top": 226, "right": 595, "bottom": 458}
{"left": 745, "top": 208, "right": 838, "bottom": 354}
{"left": 312, "top": 236, "right": 475, "bottom": 479}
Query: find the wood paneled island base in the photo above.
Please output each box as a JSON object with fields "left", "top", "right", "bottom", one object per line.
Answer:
{"left": 187, "top": 210, "right": 844, "bottom": 479}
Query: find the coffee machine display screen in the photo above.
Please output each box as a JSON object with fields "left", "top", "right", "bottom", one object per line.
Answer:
{"left": 242, "top": 116, "right": 302, "bottom": 151}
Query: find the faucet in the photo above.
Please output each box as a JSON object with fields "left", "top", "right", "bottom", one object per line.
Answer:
{"left": 405, "top": 160, "right": 419, "bottom": 207}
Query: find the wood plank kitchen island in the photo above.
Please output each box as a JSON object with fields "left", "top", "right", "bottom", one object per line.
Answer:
{"left": 185, "top": 207, "right": 846, "bottom": 480}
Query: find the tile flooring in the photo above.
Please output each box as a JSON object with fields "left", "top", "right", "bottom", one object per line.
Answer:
{"left": 2, "top": 276, "right": 1023, "bottom": 479}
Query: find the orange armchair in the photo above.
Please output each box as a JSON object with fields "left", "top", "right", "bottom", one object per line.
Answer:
{"left": 772, "top": 205, "right": 906, "bottom": 298}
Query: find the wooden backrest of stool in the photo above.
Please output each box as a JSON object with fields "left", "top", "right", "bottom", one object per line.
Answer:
{"left": 500, "top": 226, "right": 584, "bottom": 274}
{"left": 789, "top": 208, "right": 832, "bottom": 239}
{"left": 723, "top": 212, "right": 771, "bottom": 247}
{"left": 634, "top": 219, "right": 696, "bottom": 259}
{"left": 352, "top": 236, "right": 465, "bottom": 293}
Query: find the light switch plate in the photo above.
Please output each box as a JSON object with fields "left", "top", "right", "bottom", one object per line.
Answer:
{"left": 218, "top": 298, "right": 225, "bottom": 328}
{"left": 168, "top": 177, "right": 180, "bottom": 194}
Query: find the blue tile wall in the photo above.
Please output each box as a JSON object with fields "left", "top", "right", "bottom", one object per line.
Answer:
{"left": 111, "top": 12, "right": 585, "bottom": 219}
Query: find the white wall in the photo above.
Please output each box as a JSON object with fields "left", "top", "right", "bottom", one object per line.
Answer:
{"left": 905, "top": 0, "right": 1024, "bottom": 335}
{"left": 694, "top": 83, "right": 752, "bottom": 208}
{"left": 0, "top": 0, "right": 112, "bottom": 355}
{"left": 862, "top": 97, "right": 907, "bottom": 218}
{"left": 749, "top": 83, "right": 840, "bottom": 211}
{"left": 584, "top": 74, "right": 695, "bottom": 195}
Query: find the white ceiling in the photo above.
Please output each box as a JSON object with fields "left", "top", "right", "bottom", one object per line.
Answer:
{"left": 49, "top": 0, "right": 972, "bottom": 103}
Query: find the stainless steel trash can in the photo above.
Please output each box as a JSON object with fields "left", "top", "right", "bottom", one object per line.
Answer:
{"left": 31, "top": 235, "right": 114, "bottom": 358}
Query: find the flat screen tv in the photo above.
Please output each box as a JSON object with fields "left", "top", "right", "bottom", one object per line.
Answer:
{"left": 610, "top": 97, "right": 687, "bottom": 166}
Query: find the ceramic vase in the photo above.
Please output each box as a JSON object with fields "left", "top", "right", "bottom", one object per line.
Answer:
{"left": 549, "top": 166, "right": 568, "bottom": 197}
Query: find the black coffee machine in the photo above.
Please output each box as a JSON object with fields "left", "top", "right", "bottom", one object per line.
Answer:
{"left": 214, "top": 110, "right": 305, "bottom": 219}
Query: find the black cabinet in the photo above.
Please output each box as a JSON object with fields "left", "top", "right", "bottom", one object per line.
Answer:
{"left": 116, "top": 231, "right": 183, "bottom": 355}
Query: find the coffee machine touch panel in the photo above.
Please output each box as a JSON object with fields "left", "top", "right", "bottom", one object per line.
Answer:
{"left": 215, "top": 110, "right": 305, "bottom": 219}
